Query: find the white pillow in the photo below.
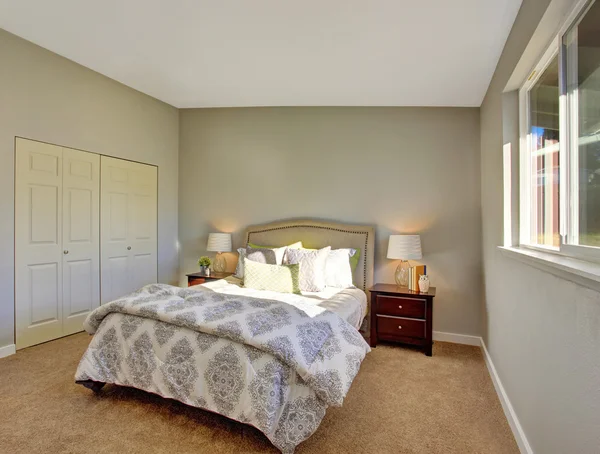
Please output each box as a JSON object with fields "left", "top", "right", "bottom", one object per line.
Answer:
{"left": 246, "top": 246, "right": 287, "bottom": 265}
{"left": 325, "top": 248, "right": 356, "bottom": 288}
{"left": 286, "top": 246, "right": 331, "bottom": 292}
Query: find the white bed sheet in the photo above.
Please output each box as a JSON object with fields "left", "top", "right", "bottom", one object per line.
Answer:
{"left": 199, "top": 277, "right": 368, "bottom": 330}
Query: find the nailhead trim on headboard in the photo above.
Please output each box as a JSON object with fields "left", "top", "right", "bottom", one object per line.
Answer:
{"left": 247, "top": 225, "right": 370, "bottom": 291}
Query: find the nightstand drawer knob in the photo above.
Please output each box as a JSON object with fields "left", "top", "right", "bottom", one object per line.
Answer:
{"left": 398, "top": 305, "right": 402, "bottom": 309}
{"left": 398, "top": 325, "right": 402, "bottom": 330}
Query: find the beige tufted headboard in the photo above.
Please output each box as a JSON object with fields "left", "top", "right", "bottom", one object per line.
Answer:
{"left": 244, "top": 219, "right": 375, "bottom": 293}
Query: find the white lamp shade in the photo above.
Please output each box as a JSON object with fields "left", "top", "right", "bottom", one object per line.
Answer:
{"left": 206, "top": 233, "right": 232, "bottom": 252}
{"left": 387, "top": 235, "right": 422, "bottom": 260}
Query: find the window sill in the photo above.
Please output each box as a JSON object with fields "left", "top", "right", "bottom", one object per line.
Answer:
{"left": 498, "top": 246, "right": 600, "bottom": 292}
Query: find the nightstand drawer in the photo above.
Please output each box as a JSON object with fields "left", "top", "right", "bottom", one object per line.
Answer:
{"left": 377, "top": 295, "right": 426, "bottom": 319}
{"left": 377, "top": 315, "right": 425, "bottom": 339}
{"left": 187, "top": 272, "right": 233, "bottom": 287}
{"left": 188, "top": 277, "right": 206, "bottom": 286}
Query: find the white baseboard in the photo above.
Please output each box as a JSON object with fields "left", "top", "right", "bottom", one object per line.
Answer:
{"left": 433, "top": 331, "right": 482, "bottom": 346}
{"left": 0, "top": 344, "right": 16, "bottom": 359}
{"left": 480, "top": 339, "right": 533, "bottom": 454}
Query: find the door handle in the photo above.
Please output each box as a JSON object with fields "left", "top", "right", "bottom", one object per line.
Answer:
{"left": 127, "top": 246, "right": 132, "bottom": 250}
{"left": 63, "top": 250, "right": 69, "bottom": 255}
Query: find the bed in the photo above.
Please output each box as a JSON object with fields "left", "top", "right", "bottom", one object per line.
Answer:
{"left": 75, "top": 219, "right": 375, "bottom": 453}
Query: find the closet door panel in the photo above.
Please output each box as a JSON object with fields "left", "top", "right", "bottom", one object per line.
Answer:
{"left": 105, "top": 255, "right": 131, "bottom": 301}
{"left": 132, "top": 253, "right": 155, "bottom": 289}
{"left": 62, "top": 148, "right": 100, "bottom": 335}
{"left": 64, "top": 259, "right": 93, "bottom": 313}
{"left": 101, "top": 156, "right": 131, "bottom": 304}
{"left": 29, "top": 263, "right": 60, "bottom": 323}
{"left": 129, "top": 164, "right": 158, "bottom": 288}
{"left": 15, "top": 138, "right": 63, "bottom": 349}
{"left": 30, "top": 185, "right": 60, "bottom": 243}
{"left": 109, "top": 192, "right": 129, "bottom": 240}
{"left": 101, "top": 157, "right": 157, "bottom": 304}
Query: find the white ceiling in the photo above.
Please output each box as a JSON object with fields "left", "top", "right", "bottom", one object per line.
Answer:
{"left": 0, "top": 0, "right": 522, "bottom": 108}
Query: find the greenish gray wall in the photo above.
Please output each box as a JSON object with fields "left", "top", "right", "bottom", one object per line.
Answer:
{"left": 481, "top": 0, "right": 600, "bottom": 452}
{"left": 179, "top": 107, "right": 482, "bottom": 337}
{"left": 0, "top": 29, "right": 180, "bottom": 348}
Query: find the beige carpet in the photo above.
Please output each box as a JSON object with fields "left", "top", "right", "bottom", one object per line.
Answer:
{"left": 0, "top": 333, "right": 518, "bottom": 454}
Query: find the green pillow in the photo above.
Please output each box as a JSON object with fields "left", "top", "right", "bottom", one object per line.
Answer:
{"left": 243, "top": 259, "right": 301, "bottom": 294}
{"left": 248, "top": 241, "right": 303, "bottom": 249}
{"left": 349, "top": 248, "right": 361, "bottom": 272}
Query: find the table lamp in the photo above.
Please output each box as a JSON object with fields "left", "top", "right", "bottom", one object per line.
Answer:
{"left": 207, "top": 232, "right": 232, "bottom": 272}
{"left": 387, "top": 235, "right": 422, "bottom": 286}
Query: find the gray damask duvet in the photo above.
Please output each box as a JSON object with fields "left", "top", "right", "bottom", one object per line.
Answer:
{"left": 75, "top": 283, "right": 370, "bottom": 453}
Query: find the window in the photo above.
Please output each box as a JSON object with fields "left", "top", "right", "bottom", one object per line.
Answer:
{"left": 521, "top": 51, "right": 560, "bottom": 249}
{"left": 519, "top": 0, "right": 600, "bottom": 261}
{"left": 564, "top": 2, "right": 600, "bottom": 251}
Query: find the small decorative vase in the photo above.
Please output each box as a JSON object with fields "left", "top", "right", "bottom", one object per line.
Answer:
{"left": 213, "top": 253, "right": 227, "bottom": 273}
{"left": 199, "top": 265, "right": 209, "bottom": 276}
{"left": 418, "top": 275, "right": 430, "bottom": 293}
{"left": 394, "top": 260, "right": 410, "bottom": 286}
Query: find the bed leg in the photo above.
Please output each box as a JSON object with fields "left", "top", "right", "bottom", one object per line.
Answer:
{"left": 76, "top": 380, "right": 106, "bottom": 393}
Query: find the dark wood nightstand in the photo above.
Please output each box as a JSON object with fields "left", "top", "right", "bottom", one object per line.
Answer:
{"left": 369, "top": 284, "right": 436, "bottom": 356}
{"left": 186, "top": 271, "right": 233, "bottom": 286}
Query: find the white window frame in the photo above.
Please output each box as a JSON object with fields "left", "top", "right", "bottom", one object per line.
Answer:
{"left": 560, "top": 0, "right": 600, "bottom": 262}
{"left": 519, "top": 42, "right": 560, "bottom": 252}
{"left": 517, "top": 0, "right": 600, "bottom": 264}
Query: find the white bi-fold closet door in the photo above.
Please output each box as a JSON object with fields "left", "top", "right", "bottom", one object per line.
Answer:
{"left": 15, "top": 138, "right": 100, "bottom": 349}
{"left": 100, "top": 156, "right": 158, "bottom": 304}
{"left": 15, "top": 139, "right": 158, "bottom": 349}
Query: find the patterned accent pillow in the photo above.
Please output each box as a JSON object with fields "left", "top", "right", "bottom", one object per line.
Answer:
{"left": 247, "top": 241, "right": 303, "bottom": 264}
{"left": 246, "top": 246, "right": 287, "bottom": 265}
{"left": 248, "top": 241, "right": 303, "bottom": 251}
{"left": 243, "top": 259, "right": 301, "bottom": 294}
{"left": 325, "top": 248, "right": 357, "bottom": 288}
{"left": 234, "top": 247, "right": 246, "bottom": 279}
{"left": 286, "top": 246, "right": 331, "bottom": 292}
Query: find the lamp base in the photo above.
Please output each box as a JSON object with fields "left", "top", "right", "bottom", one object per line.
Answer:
{"left": 213, "top": 253, "right": 227, "bottom": 273}
{"left": 394, "top": 261, "right": 410, "bottom": 286}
